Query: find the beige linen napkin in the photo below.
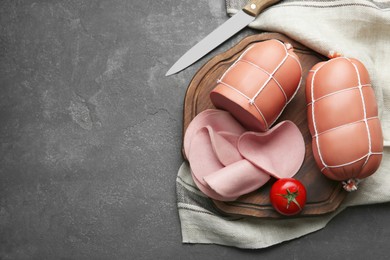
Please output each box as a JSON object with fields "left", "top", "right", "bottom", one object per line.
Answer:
{"left": 177, "top": 0, "right": 390, "bottom": 248}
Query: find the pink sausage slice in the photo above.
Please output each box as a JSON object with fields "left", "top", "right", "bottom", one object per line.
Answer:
{"left": 238, "top": 121, "right": 305, "bottom": 179}
{"left": 188, "top": 124, "right": 270, "bottom": 201}
{"left": 183, "top": 109, "right": 245, "bottom": 158}
{"left": 184, "top": 109, "right": 305, "bottom": 201}
{"left": 203, "top": 160, "right": 270, "bottom": 200}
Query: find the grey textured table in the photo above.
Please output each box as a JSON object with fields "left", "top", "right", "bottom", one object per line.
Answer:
{"left": 1, "top": 0, "right": 389, "bottom": 259}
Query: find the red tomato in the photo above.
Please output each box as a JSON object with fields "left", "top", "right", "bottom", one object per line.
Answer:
{"left": 270, "top": 178, "right": 307, "bottom": 216}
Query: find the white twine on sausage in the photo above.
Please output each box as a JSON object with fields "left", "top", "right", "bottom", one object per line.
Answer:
{"left": 217, "top": 39, "right": 302, "bottom": 130}
{"left": 309, "top": 57, "right": 383, "bottom": 173}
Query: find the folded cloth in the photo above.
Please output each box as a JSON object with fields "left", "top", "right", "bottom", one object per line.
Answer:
{"left": 177, "top": 0, "right": 390, "bottom": 249}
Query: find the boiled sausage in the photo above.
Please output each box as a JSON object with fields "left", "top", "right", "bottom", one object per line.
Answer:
{"left": 210, "top": 39, "right": 302, "bottom": 131}
{"left": 306, "top": 57, "right": 383, "bottom": 191}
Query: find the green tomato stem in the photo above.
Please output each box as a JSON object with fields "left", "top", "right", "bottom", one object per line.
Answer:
{"left": 278, "top": 188, "right": 301, "bottom": 210}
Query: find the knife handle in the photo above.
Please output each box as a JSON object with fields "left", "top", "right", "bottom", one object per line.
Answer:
{"left": 243, "top": 0, "right": 280, "bottom": 17}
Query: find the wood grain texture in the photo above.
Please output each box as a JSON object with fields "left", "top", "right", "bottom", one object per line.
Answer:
{"left": 243, "top": 0, "right": 281, "bottom": 17}
{"left": 182, "top": 33, "right": 348, "bottom": 219}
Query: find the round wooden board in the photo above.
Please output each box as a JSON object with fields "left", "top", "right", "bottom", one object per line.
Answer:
{"left": 182, "top": 33, "right": 348, "bottom": 219}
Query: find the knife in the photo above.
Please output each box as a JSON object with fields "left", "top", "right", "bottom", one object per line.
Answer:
{"left": 165, "top": 0, "right": 280, "bottom": 76}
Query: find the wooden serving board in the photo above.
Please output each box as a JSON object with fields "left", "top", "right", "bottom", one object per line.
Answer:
{"left": 182, "top": 33, "right": 348, "bottom": 218}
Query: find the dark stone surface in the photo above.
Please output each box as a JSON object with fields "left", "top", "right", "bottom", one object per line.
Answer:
{"left": 0, "top": 0, "right": 389, "bottom": 259}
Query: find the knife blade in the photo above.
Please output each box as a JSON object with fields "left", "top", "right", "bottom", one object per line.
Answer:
{"left": 166, "top": 0, "right": 280, "bottom": 76}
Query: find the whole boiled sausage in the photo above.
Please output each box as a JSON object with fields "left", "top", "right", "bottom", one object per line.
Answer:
{"left": 306, "top": 56, "right": 383, "bottom": 191}
{"left": 210, "top": 39, "right": 302, "bottom": 131}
